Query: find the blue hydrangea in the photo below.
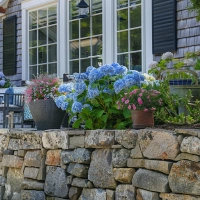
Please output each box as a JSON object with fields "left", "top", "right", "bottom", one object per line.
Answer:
{"left": 87, "top": 85, "right": 100, "bottom": 99}
{"left": 73, "top": 92, "right": 79, "bottom": 101}
{"left": 88, "top": 68, "right": 104, "bottom": 83}
{"left": 55, "top": 95, "right": 66, "bottom": 108}
{"left": 102, "top": 87, "right": 113, "bottom": 94}
{"left": 86, "top": 66, "right": 96, "bottom": 74}
{"left": 82, "top": 104, "right": 92, "bottom": 111}
{"left": 58, "top": 83, "right": 74, "bottom": 93}
{"left": 0, "top": 72, "right": 5, "bottom": 78}
{"left": 74, "top": 73, "right": 88, "bottom": 81}
{"left": 66, "top": 93, "right": 74, "bottom": 100}
{"left": 61, "top": 101, "right": 68, "bottom": 110}
{"left": 71, "top": 101, "right": 83, "bottom": 113}
{"left": 74, "top": 80, "right": 86, "bottom": 94}
{"left": 99, "top": 64, "right": 115, "bottom": 76}
{"left": 123, "top": 74, "right": 137, "bottom": 87}
{"left": 112, "top": 63, "right": 127, "bottom": 75}
{"left": 114, "top": 78, "right": 126, "bottom": 94}
{"left": 0, "top": 80, "right": 5, "bottom": 87}
{"left": 139, "top": 74, "right": 145, "bottom": 81}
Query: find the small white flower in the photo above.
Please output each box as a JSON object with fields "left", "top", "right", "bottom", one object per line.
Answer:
{"left": 148, "top": 61, "right": 158, "bottom": 69}
{"left": 184, "top": 59, "right": 195, "bottom": 66}
{"left": 161, "top": 52, "right": 173, "bottom": 60}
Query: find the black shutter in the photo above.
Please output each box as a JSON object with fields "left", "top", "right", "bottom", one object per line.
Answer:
{"left": 3, "top": 15, "right": 16, "bottom": 75}
{"left": 152, "top": 0, "right": 177, "bottom": 54}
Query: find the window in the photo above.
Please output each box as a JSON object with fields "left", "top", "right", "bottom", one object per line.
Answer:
{"left": 69, "top": 0, "right": 103, "bottom": 74}
{"left": 68, "top": 0, "right": 143, "bottom": 73}
{"left": 28, "top": 5, "right": 57, "bottom": 79}
{"left": 116, "top": 0, "right": 142, "bottom": 71}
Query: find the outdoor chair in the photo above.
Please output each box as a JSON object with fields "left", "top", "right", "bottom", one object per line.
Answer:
{"left": 0, "top": 93, "right": 25, "bottom": 128}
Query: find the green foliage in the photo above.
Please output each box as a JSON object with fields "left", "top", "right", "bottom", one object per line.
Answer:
{"left": 188, "top": 0, "right": 200, "bottom": 21}
{"left": 154, "top": 81, "right": 200, "bottom": 125}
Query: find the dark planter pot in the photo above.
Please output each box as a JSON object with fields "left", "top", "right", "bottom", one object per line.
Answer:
{"left": 131, "top": 110, "right": 154, "bottom": 129}
{"left": 28, "top": 99, "right": 65, "bottom": 130}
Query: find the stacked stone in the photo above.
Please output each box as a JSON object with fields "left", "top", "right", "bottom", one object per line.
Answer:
{"left": 0, "top": 128, "right": 200, "bottom": 199}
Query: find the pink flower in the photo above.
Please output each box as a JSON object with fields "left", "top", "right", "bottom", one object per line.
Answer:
{"left": 138, "top": 97, "right": 143, "bottom": 105}
{"left": 132, "top": 104, "right": 136, "bottom": 110}
{"left": 139, "top": 93, "right": 143, "bottom": 97}
{"left": 144, "top": 108, "right": 148, "bottom": 112}
{"left": 125, "top": 100, "right": 129, "bottom": 104}
{"left": 133, "top": 89, "right": 138, "bottom": 94}
{"left": 121, "top": 98, "right": 125, "bottom": 102}
{"left": 128, "top": 105, "right": 131, "bottom": 110}
{"left": 151, "top": 107, "right": 156, "bottom": 111}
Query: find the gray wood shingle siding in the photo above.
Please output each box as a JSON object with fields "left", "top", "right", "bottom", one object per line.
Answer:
{"left": 155, "top": 0, "right": 200, "bottom": 61}
{"left": 0, "top": 0, "right": 22, "bottom": 86}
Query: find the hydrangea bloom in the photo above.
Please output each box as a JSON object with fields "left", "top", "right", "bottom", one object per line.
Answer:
{"left": 114, "top": 79, "right": 126, "bottom": 94}
{"left": 55, "top": 95, "right": 67, "bottom": 108}
{"left": 74, "top": 73, "right": 88, "bottom": 81}
{"left": 112, "top": 63, "right": 127, "bottom": 75}
{"left": 0, "top": 80, "right": 5, "bottom": 87}
{"left": 87, "top": 85, "right": 100, "bottom": 99}
{"left": 184, "top": 59, "right": 195, "bottom": 66}
{"left": 88, "top": 68, "right": 104, "bottom": 83}
{"left": 148, "top": 61, "right": 158, "bottom": 69}
{"left": 75, "top": 80, "right": 86, "bottom": 94}
{"left": 72, "top": 101, "right": 83, "bottom": 113}
{"left": 86, "top": 66, "right": 96, "bottom": 74}
{"left": 58, "top": 82, "right": 74, "bottom": 93}
{"left": 99, "top": 64, "right": 115, "bottom": 76}
{"left": 82, "top": 104, "right": 92, "bottom": 110}
{"left": 161, "top": 52, "right": 173, "bottom": 60}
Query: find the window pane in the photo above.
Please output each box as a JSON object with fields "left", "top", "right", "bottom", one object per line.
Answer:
{"left": 38, "top": 46, "right": 47, "bottom": 64}
{"left": 92, "top": 57, "right": 101, "bottom": 68}
{"left": 69, "top": 1, "right": 79, "bottom": 20}
{"left": 117, "top": 0, "right": 128, "bottom": 8}
{"left": 70, "top": 40, "right": 79, "bottom": 59}
{"left": 92, "top": 0, "right": 102, "bottom": 14}
{"left": 48, "top": 44, "right": 57, "bottom": 62}
{"left": 80, "top": 38, "right": 90, "bottom": 58}
{"left": 29, "top": 11, "right": 37, "bottom": 30}
{"left": 130, "top": 28, "right": 141, "bottom": 51}
{"left": 38, "top": 9, "right": 47, "bottom": 27}
{"left": 48, "top": 6, "right": 57, "bottom": 25}
{"left": 92, "top": 15, "right": 102, "bottom": 35}
{"left": 38, "top": 64, "right": 47, "bottom": 74}
{"left": 81, "top": 18, "right": 90, "bottom": 38}
{"left": 130, "top": 52, "right": 141, "bottom": 71}
{"left": 92, "top": 36, "right": 102, "bottom": 56}
{"left": 70, "top": 60, "right": 79, "bottom": 74}
{"left": 29, "top": 30, "right": 37, "bottom": 47}
{"left": 130, "top": 0, "right": 141, "bottom": 6}
{"left": 48, "top": 63, "right": 57, "bottom": 75}
{"left": 81, "top": 59, "right": 90, "bottom": 72}
{"left": 117, "top": 54, "right": 129, "bottom": 67}
{"left": 117, "top": 31, "right": 128, "bottom": 53}
{"left": 70, "top": 21, "right": 79, "bottom": 40}
{"left": 48, "top": 26, "right": 57, "bottom": 43}
{"left": 130, "top": 5, "right": 141, "bottom": 28}
{"left": 29, "top": 48, "right": 37, "bottom": 65}
{"left": 117, "top": 9, "right": 128, "bottom": 31}
{"left": 29, "top": 66, "right": 37, "bottom": 79}
{"left": 38, "top": 28, "right": 47, "bottom": 45}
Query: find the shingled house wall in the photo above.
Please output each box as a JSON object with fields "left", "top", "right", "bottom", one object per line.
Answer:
{"left": 0, "top": 0, "right": 22, "bottom": 86}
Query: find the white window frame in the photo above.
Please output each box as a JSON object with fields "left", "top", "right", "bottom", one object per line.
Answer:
{"left": 22, "top": 0, "right": 152, "bottom": 80}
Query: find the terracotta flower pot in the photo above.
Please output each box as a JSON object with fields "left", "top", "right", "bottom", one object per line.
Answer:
{"left": 131, "top": 110, "right": 154, "bottom": 129}
{"left": 28, "top": 99, "right": 65, "bottom": 130}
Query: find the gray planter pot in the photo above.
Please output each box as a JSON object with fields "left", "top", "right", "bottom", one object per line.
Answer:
{"left": 28, "top": 99, "right": 65, "bottom": 130}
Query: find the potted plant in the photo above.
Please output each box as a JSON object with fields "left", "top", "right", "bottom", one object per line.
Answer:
{"left": 55, "top": 63, "right": 149, "bottom": 130}
{"left": 24, "top": 74, "right": 65, "bottom": 130}
{"left": 117, "top": 88, "right": 163, "bottom": 129}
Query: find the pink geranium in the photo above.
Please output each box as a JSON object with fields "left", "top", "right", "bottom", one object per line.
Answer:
{"left": 117, "top": 88, "right": 162, "bottom": 111}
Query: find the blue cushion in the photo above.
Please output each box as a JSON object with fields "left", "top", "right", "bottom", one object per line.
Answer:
{"left": 5, "top": 87, "right": 14, "bottom": 104}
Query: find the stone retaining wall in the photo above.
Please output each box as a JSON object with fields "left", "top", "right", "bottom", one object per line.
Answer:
{"left": 0, "top": 128, "right": 200, "bottom": 199}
